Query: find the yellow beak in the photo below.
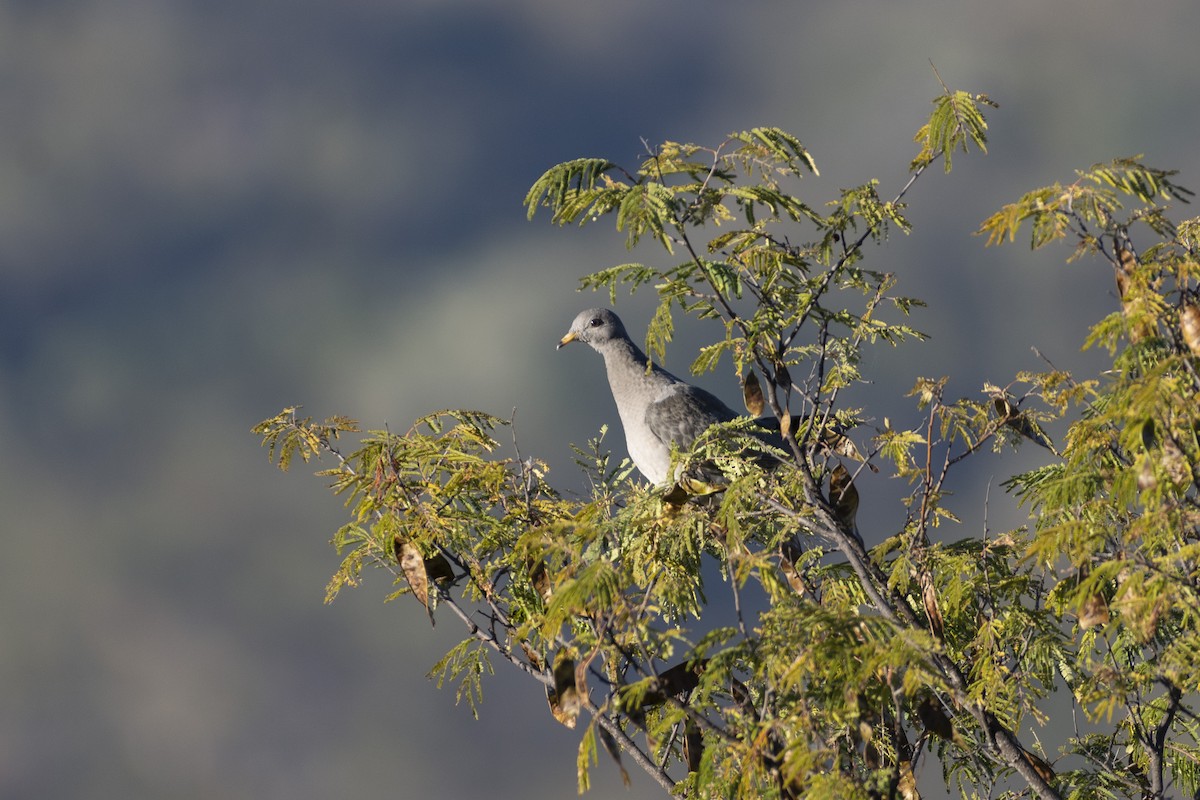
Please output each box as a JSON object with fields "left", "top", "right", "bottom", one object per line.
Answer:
{"left": 557, "top": 331, "right": 579, "bottom": 350}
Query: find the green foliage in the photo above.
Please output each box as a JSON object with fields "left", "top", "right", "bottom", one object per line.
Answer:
{"left": 978, "top": 157, "right": 1193, "bottom": 252}
{"left": 430, "top": 639, "right": 494, "bottom": 719}
{"left": 989, "top": 158, "right": 1200, "bottom": 800}
{"left": 911, "top": 83, "right": 997, "bottom": 173}
{"left": 253, "top": 407, "right": 359, "bottom": 471}
{"left": 257, "top": 80, "right": 1200, "bottom": 800}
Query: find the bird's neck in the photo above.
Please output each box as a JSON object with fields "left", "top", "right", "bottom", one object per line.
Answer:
{"left": 600, "top": 337, "right": 650, "bottom": 375}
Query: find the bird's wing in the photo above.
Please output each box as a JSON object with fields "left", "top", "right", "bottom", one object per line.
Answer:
{"left": 643, "top": 385, "right": 738, "bottom": 451}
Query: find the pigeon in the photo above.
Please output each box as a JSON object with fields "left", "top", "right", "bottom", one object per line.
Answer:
{"left": 557, "top": 308, "right": 747, "bottom": 486}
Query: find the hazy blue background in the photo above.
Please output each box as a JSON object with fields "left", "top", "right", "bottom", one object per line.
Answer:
{"left": 3, "top": 2, "right": 1198, "bottom": 798}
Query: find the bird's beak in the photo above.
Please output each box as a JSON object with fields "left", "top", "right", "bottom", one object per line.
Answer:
{"left": 557, "top": 331, "right": 578, "bottom": 350}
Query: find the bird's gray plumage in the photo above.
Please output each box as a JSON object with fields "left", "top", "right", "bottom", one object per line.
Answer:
{"left": 558, "top": 308, "right": 742, "bottom": 485}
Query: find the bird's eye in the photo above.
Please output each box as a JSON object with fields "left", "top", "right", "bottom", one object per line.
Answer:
{"left": 589, "top": 317, "right": 602, "bottom": 327}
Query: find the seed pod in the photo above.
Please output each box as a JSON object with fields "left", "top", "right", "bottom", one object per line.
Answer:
{"left": 683, "top": 720, "right": 704, "bottom": 773}
{"left": 1136, "top": 455, "right": 1157, "bottom": 491}
{"left": 742, "top": 369, "right": 765, "bottom": 417}
{"left": 1162, "top": 438, "right": 1192, "bottom": 486}
{"left": 1079, "top": 592, "right": 1110, "bottom": 630}
{"left": 1020, "top": 747, "right": 1056, "bottom": 785}
{"left": 829, "top": 463, "right": 859, "bottom": 534}
{"left": 993, "top": 393, "right": 1057, "bottom": 453}
{"left": 1181, "top": 303, "right": 1200, "bottom": 356}
{"left": 774, "top": 359, "right": 792, "bottom": 390}
{"left": 916, "top": 693, "right": 954, "bottom": 741}
{"left": 598, "top": 726, "right": 631, "bottom": 787}
{"left": 1139, "top": 418, "right": 1158, "bottom": 450}
{"left": 394, "top": 537, "right": 434, "bottom": 625}
{"left": 528, "top": 558, "right": 552, "bottom": 601}
{"left": 424, "top": 552, "right": 455, "bottom": 585}
{"left": 920, "top": 570, "right": 945, "bottom": 641}
{"left": 547, "top": 651, "right": 580, "bottom": 728}
{"left": 1114, "top": 243, "right": 1156, "bottom": 342}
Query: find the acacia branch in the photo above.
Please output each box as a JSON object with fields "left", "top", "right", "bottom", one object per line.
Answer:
{"left": 761, "top": 488, "right": 1063, "bottom": 800}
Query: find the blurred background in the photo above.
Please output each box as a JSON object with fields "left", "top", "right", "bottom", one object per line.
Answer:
{"left": 2, "top": 1, "right": 1198, "bottom": 797}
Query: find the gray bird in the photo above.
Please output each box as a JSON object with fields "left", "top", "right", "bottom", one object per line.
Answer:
{"left": 557, "top": 308, "right": 744, "bottom": 486}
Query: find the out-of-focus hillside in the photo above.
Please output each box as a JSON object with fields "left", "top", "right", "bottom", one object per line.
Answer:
{"left": 1, "top": 2, "right": 1198, "bottom": 797}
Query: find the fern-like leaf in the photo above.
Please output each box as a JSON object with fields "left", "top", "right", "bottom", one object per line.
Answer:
{"left": 729, "top": 127, "right": 819, "bottom": 176}
{"left": 525, "top": 157, "right": 622, "bottom": 224}
{"left": 912, "top": 90, "right": 996, "bottom": 173}
{"left": 1082, "top": 156, "right": 1193, "bottom": 204}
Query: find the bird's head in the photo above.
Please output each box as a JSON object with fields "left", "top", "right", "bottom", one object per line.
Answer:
{"left": 557, "top": 308, "right": 627, "bottom": 351}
